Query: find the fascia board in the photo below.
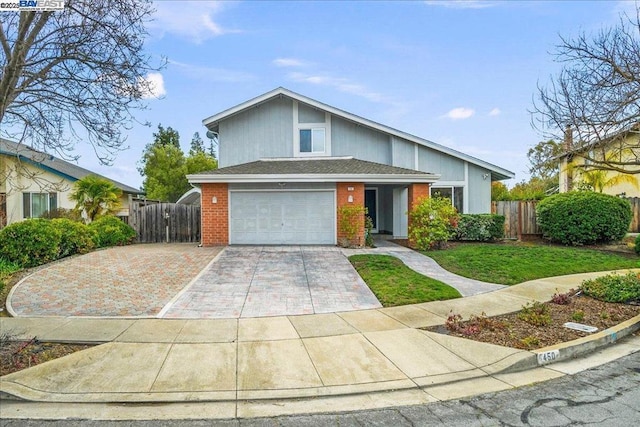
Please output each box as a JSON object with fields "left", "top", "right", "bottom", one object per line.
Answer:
{"left": 187, "top": 173, "right": 441, "bottom": 184}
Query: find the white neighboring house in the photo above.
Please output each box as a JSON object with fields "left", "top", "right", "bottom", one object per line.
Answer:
{"left": 0, "top": 138, "right": 141, "bottom": 228}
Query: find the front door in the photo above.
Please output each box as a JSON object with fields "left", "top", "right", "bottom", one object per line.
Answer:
{"left": 364, "top": 188, "right": 378, "bottom": 233}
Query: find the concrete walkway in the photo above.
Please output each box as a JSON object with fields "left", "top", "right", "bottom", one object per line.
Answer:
{"left": 2, "top": 271, "right": 640, "bottom": 420}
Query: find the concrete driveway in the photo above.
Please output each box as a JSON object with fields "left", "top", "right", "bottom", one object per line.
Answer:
{"left": 160, "top": 246, "right": 382, "bottom": 318}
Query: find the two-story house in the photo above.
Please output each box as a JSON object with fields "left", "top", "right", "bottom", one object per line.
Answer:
{"left": 1, "top": 138, "right": 141, "bottom": 227}
{"left": 187, "top": 88, "right": 514, "bottom": 246}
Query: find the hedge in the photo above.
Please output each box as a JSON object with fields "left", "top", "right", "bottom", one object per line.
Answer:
{"left": 88, "top": 216, "right": 136, "bottom": 248}
{"left": 0, "top": 219, "right": 62, "bottom": 268}
{"left": 454, "top": 214, "right": 505, "bottom": 241}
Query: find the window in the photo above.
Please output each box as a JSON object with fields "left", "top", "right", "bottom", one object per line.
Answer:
{"left": 23, "top": 192, "right": 57, "bottom": 218}
{"left": 299, "top": 128, "right": 326, "bottom": 153}
{"left": 430, "top": 186, "right": 464, "bottom": 212}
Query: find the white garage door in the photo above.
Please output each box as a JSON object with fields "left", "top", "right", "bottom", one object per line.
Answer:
{"left": 230, "top": 191, "right": 335, "bottom": 244}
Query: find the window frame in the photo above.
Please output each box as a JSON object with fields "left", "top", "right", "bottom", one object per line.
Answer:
{"left": 23, "top": 192, "right": 58, "bottom": 219}
{"left": 430, "top": 186, "right": 464, "bottom": 213}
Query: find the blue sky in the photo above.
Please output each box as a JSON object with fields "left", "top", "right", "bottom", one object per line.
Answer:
{"left": 74, "top": 0, "right": 637, "bottom": 190}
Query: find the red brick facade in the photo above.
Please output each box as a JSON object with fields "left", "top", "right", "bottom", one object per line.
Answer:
{"left": 407, "top": 183, "right": 430, "bottom": 248}
{"left": 336, "top": 182, "right": 365, "bottom": 247}
{"left": 201, "top": 183, "right": 229, "bottom": 246}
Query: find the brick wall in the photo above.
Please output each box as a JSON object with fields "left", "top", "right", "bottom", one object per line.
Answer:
{"left": 336, "top": 182, "right": 365, "bottom": 247}
{"left": 407, "top": 183, "right": 430, "bottom": 248}
{"left": 201, "top": 183, "right": 229, "bottom": 246}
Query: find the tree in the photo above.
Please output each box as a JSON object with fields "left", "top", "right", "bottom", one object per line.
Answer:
{"left": 491, "top": 181, "right": 511, "bottom": 201}
{"left": 0, "top": 1, "right": 162, "bottom": 162}
{"left": 189, "top": 132, "right": 205, "bottom": 156}
{"left": 532, "top": 6, "right": 640, "bottom": 174}
{"left": 527, "top": 140, "right": 562, "bottom": 180}
{"left": 152, "top": 124, "right": 180, "bottom": 149}
{"left": 69, "top": 175, "right": 122, "bottom": 222}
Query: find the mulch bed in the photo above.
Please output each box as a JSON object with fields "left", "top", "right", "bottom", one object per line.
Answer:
{"left": 0, "top": 337, "right": 93, "bottom": 377}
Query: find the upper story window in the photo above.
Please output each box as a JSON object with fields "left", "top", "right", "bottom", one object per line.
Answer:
{"left": 23, "top": 192, "right": 57, "bottom": 218}
{"left": 300, "top": 128, "right": 326, "bottom": 153}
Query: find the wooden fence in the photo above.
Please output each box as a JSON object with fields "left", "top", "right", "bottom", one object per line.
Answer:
{"left": 129, "top": 199, "right": 201, "bottom": 243}
{"left": 492, "top": 197, "right": 640, "bottom": 240}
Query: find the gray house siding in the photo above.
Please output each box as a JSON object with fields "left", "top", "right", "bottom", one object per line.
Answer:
{"left": 417, "top": 146, "right": 465, "bottom": 181}
{"left": 331, "top": 117, "right": 391, "bottom": 164}
{"left": 467, "top": 163, "right": 492, "bottom": 213}
{"left": 219, "top": 97, "right": 293, "bottom": 167}
{"left": 391, "top": 137, "right": 415, "bottom": 169}
{"left": 298, "top": 103, "right": 325, "bottom": 123}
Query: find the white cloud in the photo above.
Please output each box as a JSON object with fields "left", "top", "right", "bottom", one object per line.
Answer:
{"left": 287, "top": 72, "right": 384, "bottom": 103}
{"left": 169, "top": 60, "right": 255, "bottom": 83}
{"left": 424, "top": 0, "right": 498, "bottom": 9}
{"left": 489, "top": 107, "right": 501, "bottom": 116}
{"left": 149, "top": 1, "right": 238, "bottom": 43}
{"left": 442, "top": 107, "right": 475, "bottom": 120}
{"left": 272, "top": 58, "right": 308, "bottom": 68}
{"left": 139, "top": 72, "right": 166, "bottom": 99}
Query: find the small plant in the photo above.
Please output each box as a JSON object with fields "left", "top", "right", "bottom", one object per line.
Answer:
{"left": 551, "top": 289, "right": 574, "bottom": 305}
{"left": 445, "top": 312, "right": 464, "bottom": 333}
{"left": 518, "top": 301, "right": 552, "bottom": 326}
{"left": 365, "top": 215, "right": 375, "bottom": 248}
{"left": 571, "top": 310, "right": 585, "bottom": 322}
{"left": 580, "top": 273, "right": 640, "bottom": 304}
{"left": 520, "top": 335, "right": 540, "bottom": 349}
{"left": 444, "top": 311, "right": 505, "bottom": 336}
{"left": 600, "top": 311, "right": 610, "bottom": 320}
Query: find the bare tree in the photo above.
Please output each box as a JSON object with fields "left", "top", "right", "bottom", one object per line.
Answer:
{"left": 532, "top": 6, "right": 640, "bottom": 174}
{"left": 0, "top": 0, "right": 163, "bottom": 163}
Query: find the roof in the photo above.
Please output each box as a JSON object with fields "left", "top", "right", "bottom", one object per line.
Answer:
{"left": 559, "top": 124, "right": 640, "bottom": 160}
{"left": 0, "top": 138, "right": 141, "bottom": 194}
{"left": 202, "top": 87, "right": 515, "bottom": 181}
{"left": 187, "top": 157, "right": 440, "bottom": 184}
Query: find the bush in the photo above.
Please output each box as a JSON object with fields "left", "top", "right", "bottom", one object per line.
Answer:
{"left": 337, "top": 205, "right": 366, "bottom": 248}
{"left": 536, "top": 192, "right": 632, "bottom": 245}
{"left": 635, "top": 234, "right": 640, "bottom": 255}
{"left": 40, "top": 208, "right": 82, "bottom": 222}
{"left": 454, "top": 214, "right": 505, "bottom": 241}
{"left": 581, "top": 272, "right": 640, "bottom": 303}
{"left": 88, "top": 216, "right": 136, "bottom": 248}
{"left": 51, "top": 218, "right": 96, "bottom": 258}
{"left": 409, "top": 197, "right": 459, "bottom": 250}
{"left": 0, "top": 219, "right": 62, "bottom": 268}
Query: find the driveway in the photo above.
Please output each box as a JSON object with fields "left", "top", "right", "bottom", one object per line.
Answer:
{"left": 160, "top": 246, "right": 382, "bottom": 318}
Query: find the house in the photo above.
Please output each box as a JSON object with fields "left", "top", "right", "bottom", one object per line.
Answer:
{"left": 187, "top": 88, "right": 514, "bottom": 246}
{"left": 558, "top": 126, "right": 640, "bottom": 196}
{"left": 0, "top": 138, "right": 141, "bottom": 228}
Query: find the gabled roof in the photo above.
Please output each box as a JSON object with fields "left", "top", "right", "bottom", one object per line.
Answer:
{"left": 188, "top": 157, "right": 439, "bottom": 184}
{"left": 202, "top": 87, "right": 515, "bottom": 181}
{"left": 0, "top": 138, "right": 141, "bottom": 194}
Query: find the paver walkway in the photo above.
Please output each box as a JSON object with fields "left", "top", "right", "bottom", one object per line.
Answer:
{"left": 343, "top": 239, "right": 507, "bottom": 296}
{"left": 160, "top": 246, "right": 382, "bottom": 318}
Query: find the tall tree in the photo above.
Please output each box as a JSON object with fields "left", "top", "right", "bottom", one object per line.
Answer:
{"left": 532, "top": 6, "right": 640, "bottom": 174}
{"left": 189, "top": 132, "right": 205, "bottom": 156}
{"left": 0, "top": 1, "right": 162, "bottom": 162}
{"left": 527, "top": 140, "right": 562, "bottom": 180}
{"left": 69, "top": 175, "right": 122, "bottom": 222}
{"left": 152, "top": 124, "right": 180, "bottom": 149}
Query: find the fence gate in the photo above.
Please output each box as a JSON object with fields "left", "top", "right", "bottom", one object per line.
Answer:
{"left": 491, "top": 200, "right": 541, "bottom": 240}
{"left": 130, "top": 200, "right": 201, "bottom": 243}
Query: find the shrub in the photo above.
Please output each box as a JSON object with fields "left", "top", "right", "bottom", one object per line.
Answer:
{"left": 580, "top": 273, "right": 640, "bottom": 303}
{"left": 635, "top": 234, "right": 640, "bottom": 255}
{"left": 337, "top": 205, "right": 366, "bottom": 248}
{"left": 88, "top": 216, "right": 136, "bottom": 248}
{"left": 51, "top": 218, "right": 96, "bottom": 258}
{"left": 536, "top": 192, "right": 632, "bottom": 245}
{"left": 0, "top": 258, "right": 20, "bottom": 294}
{"left": 518, "top": 301, "right": 551, "bottom": 326}
{"left": 454, "top": 214, "right": 505, "bottom": 241}
{"left": 409, "top": 197, "right": 459, "bottom": 250}
{"left": 40, "top": 208, "right": 82, "bottom": 222}
{"left": 551, "top": 289, "right": 574, "bottom": 305}
{"left": 0, "top": 219, "right": 62, "bottom": 268}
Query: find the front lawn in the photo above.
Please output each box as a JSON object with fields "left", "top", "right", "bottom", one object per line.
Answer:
{"left": 425, "top": 242, "right": 640, "bottom": 285}
{"left": 349, "top": 254, "right": 461, "bottom": 306}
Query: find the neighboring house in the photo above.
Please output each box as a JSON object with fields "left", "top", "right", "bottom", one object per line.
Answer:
{"left": 187, "top": 88, "right": 514, "bottom": 246}
{"left": 0, "top": 138, "right": 141, "bottom": 227}
{"left": 558, "top": 126, "right": 640, "bottom": 197}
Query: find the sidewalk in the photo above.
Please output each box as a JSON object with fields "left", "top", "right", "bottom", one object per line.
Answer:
{"left": 2, "top": 271, "right": 640, "bottom": 420}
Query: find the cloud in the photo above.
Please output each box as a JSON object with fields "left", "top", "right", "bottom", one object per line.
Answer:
{"left": 149, "top": 1, "right": 238, "bottom": 43}
{"left": 273, "top": 58, "right": 308, "bottom": 68}
{"left": 489, "top": 107, "right": 501, "bottom": 116}
{"left": 169, "top": 60, "right": 255, "bottom": 83}
{"left": 287, "top": 72, "right": 385, "bottom": 103}
{"left": 442, "top": 107, "right": 475, "bottom": 120}
{"left": 139, "top": 72, "right": 166, "bottom": 99}
{"left": 424, "top": 0, "right": 498, "bottom": 9}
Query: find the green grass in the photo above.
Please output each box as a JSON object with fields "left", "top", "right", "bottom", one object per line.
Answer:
{"left": 349, "top": 254, "right": 461, "bottom": 306}
{"left": 0, "top": 257, "right": 20, "bottom": 298}
{"left": 425, "top": 242, "right": 640, "bottom": 285}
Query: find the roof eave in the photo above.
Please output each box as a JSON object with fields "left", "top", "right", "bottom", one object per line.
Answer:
{"left": 187, "top": 173, "right": 441, "bottom": 184}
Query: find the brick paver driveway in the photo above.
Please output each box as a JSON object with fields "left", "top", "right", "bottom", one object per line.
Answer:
{"left": 8, "top": 244, "right": 221, "bottom": 317}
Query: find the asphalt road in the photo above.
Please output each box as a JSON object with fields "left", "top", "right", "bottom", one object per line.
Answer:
{"left": 2, "top": 351, "right": 639, "bottom": 426}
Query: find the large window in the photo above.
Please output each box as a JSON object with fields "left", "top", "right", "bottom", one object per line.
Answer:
{"left": 299, "top": 128, "right": 326, "bottom": 153}
{"left": 431, "top": 186, "right": 463, "bottom": 213}
{"left": 23, "top": 192, "right": 57, "bottom": 218}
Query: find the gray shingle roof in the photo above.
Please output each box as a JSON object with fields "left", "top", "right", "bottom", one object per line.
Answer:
{"left": 0, "top": 138, "right": 141, "bottom": 194}
{"left": 201, "top": 157, "right": 431, "bottom": 176}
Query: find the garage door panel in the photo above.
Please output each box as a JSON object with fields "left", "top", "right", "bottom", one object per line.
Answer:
{"left": 230, "top": 191, "right": 335, "bottom": 245}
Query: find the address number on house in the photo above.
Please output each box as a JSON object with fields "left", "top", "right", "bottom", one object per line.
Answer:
{"left": 537, "top": 350, "right": 560, "bottom": 365}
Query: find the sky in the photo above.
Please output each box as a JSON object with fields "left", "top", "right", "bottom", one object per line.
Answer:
{"left": 65, "top": 0, "right": 638, "bottom": 190}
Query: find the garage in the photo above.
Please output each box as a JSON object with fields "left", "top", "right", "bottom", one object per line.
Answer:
{"left": 230, "top": 191, "right": 336, "bottom": 244}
